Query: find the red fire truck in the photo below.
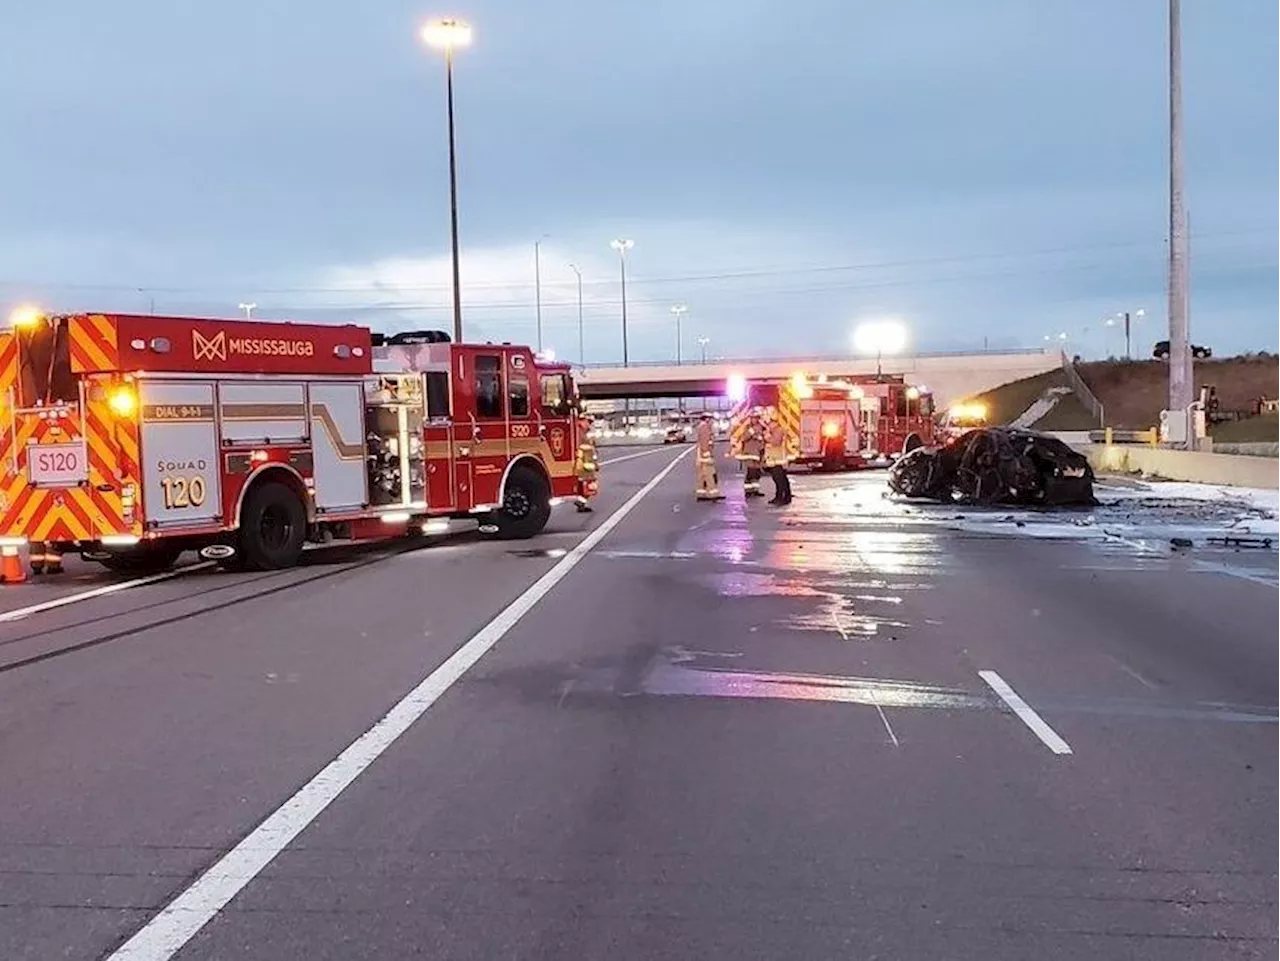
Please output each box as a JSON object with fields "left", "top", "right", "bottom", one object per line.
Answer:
{"left": 729, "top": 373, "right": 935, "bottom": 469}
{"left": 0, "top": 312, "right": 593, "bottom": 573}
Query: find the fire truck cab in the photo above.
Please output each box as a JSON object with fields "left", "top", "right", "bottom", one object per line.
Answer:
{"left": 0, "top": 312, "right": 589, "bottom": 573}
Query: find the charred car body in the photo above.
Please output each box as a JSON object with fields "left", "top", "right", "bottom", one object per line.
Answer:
{"left": 888, "top": 428, "right": 1095, "bottom": 506}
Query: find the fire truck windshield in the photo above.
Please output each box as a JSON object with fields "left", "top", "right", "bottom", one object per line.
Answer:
{"left": 15, "top": 316, "right": 77, "bottom": 407}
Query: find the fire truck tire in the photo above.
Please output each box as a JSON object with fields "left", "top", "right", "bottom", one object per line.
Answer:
{"left": 493, "top": 465, "right": 552, "bottom": 540}
{"left": 238, "top": 481, "right": 308, "bottom": 570}
{"left": 97, "top": 545, "right": 182, "bottom": 575}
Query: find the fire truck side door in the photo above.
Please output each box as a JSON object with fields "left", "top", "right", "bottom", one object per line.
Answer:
{"left": 308, "top": 382, "right": 366, "bottom": 512}
{"left": 464, "top": 351, "right": 508, "bottom": 509}
{"left": 138, "top": 380, "right": 221, "bottom": 528}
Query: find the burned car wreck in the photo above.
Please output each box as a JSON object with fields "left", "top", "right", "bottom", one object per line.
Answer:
{"left": 889, "top": 428, "right": 1096, "bottom": 506}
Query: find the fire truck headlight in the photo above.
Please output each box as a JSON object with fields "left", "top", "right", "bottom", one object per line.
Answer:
{"left": 108, "top": 386, "right": 138, "bottom": 417}
{"left": 821, "top": 420, "right": 841, "bottom": 439}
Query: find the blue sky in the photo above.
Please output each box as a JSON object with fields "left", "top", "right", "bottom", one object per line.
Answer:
{"left": 2, "top": 1, "right": 1275, "bottom": 363}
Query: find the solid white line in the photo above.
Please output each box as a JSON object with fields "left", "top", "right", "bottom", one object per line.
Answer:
{"left": 979, "top": 670, "right": 1073, "bottom": 756}
{"left": 105, "top": 446, "right": 692, "bottom": 961}
{"left": 600, "top": 446, "right": 680, "bottom": 466}
{"left": 0, "top": 563, "right": 215, "bottom": 624}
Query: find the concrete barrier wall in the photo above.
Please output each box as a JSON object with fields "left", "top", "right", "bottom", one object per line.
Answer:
{"left": 1209, "top": 441, "right": 1279, "bottom": 458}
{"left": 1087, "top": 444, "right": 1280, "bottom": 489}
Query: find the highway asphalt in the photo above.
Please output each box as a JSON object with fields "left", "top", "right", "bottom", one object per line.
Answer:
{"left": 1, "top": 444, "right": 1275, "bottom": 960}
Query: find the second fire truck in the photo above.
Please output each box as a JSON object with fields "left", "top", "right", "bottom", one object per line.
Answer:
{"left": 730, "top": 373, "right": 935, "bottom": 470}
{"left": 0, "top": 311, "right": 594, "bottom": 573}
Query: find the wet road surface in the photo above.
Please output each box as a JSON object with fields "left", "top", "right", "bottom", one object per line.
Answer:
{"left": 1, "top": 445, "right": 1275, "bottom": 960}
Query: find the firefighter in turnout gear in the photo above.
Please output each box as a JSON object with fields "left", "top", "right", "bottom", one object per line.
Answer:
{"left": 574, "top": 414, "right": 598, "bottom": 513}
{"left": 736, "top": 409, "right": 767, "bottom": 498}
{"left": 29, "top": 540, "right": 64, "bottom": 575}
{"left": 763, "top": 408, "right": 793, "bottom": 506}
{"left": 694, "top": 412, "right": 725, "bottom": 501}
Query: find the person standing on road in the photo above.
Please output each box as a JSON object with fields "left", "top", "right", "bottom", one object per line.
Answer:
{"left": 574, "top": 414, "right": 598, "bottom": 513}
{"left": 29, "top": 540, "right": 64, "bottom": 575}
{"left": 763, "top": 409, "right": 792, "bottom": 506}
{"left": 694, "top": 412, "right": 725, "bottom": 501}
{"left": 736, "top": 409, "right": 767, "bottom": 498}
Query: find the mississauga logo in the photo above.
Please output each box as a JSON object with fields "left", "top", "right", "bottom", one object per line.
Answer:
{"left": 192, "top": 330, "right": 226, "bottom": 361}
{"left": 193, "top": 330, "right": 314, "bottom": 362}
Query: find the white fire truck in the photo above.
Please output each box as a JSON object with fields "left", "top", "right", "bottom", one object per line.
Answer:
{"left": 0, "top": 312, "right": 593, "bottom": 573}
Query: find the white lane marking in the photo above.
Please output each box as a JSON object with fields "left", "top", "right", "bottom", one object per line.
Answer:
{"left": 0, "top": 563, "right": 215, "bottom": 624}
{"left": 600, "top": 446, "right": 679, "bottom": 466}
{"left": 872, "top": 700, "right": 900, "bottom": 747}
{"left": 105, "top": 447, "right": 692, "bottom": 961}
{"left": 979, "top": 670, "right": 1073, "bottom": 756}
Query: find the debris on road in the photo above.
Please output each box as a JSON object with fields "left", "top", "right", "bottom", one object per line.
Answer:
{"left": 888, "top": 428, "right": 1096, "bottom": 506}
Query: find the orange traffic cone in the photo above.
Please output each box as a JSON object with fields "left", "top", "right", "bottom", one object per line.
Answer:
{"left": 1, "top": 545, "right": 27, "bottom": 584}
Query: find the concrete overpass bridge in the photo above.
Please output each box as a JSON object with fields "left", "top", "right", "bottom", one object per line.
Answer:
{"left": 575, "top": 349, "right": 1061, "bottom": 408}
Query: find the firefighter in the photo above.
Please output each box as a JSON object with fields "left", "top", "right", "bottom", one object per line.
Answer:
{"left": 29, "top": 540, "right": 64, "bottom": 575}
{"left": 574, "top": 414, "right": 598, "bottom": 513}
{"left": 737, "top": 408, "right": 767, "bottom": 498}
{"left": 694, "top": 412, "right": 724, "bottom": 501}
{"left": 763, "top": 408, "right": 793, "bottom": 506}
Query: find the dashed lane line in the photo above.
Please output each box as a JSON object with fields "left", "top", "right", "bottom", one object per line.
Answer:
{"left": 104, "top": 447, "right": 692, "bottom": 961}
{"left": 979, "top": 670, "right": 1074, "bottom": 756}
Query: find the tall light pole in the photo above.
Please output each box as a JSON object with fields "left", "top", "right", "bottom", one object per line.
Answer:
{"left": 610, "top": 239, "right": 633, "bottom": 365}
{"left": 238, "top": 302, "right": 257, "bottom": 319}
{"left": 697, "top": 336, "right": 710, "bottom": 364}
{"left": 670, "top": 303, "right": 688, "bottom": 364}
{"left": 1109, "top": 308, "right": 1145, "bottom": 360}
{"left": 610, "top": 239, "right": 634, "bottom": 426}
{"left": 1166, "top": 0, "right": 1192, "bottom": 422}
{"left": 568, "top": 263, "right": 584, "bottom": 367}
{"left": 533, "top": 234, "right": 549, "bottom": 352}
{"left": 421, "top": 18, "right": 473, "bottom": 344}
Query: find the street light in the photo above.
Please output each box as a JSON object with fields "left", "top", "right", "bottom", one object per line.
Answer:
{"left": 568, "top": 263, "right": 584, "bottom": 367}
{"left": 853, "top": 320, "right": 907, "bottom": 377}
{"left": 670, "top": 303, "right": 688, "bottom": 365}
{"left": 1108, "top": 308, "right": 1145, "bottom": 360}
{"left": 238, "top": 302, "right": 257, "bottom": 319}
{"left": 421, "top": 17, "right": 473, "bottom": 344}
{"left": 533, "top": 233, "right": 550, "bottom": 352}
{"left": 697, "top": 335, "right": 710, "bottom": 364}
{"left": 610, "top": 238, "right": 634, "bottom": 425}
{"left": 610, "top": 239, "right": 633, "bottom": 366}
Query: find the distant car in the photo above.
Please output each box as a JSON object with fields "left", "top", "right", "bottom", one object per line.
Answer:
{"left": 663, "top": 423, "right": 691, "bottom": 444}
{"left": 1153, "top": 340, "right": 1212, "bottom": 360}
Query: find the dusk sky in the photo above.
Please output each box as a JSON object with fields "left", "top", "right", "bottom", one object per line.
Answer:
{"left": 3, "top": 1, "right": 1276, "bottom": 363}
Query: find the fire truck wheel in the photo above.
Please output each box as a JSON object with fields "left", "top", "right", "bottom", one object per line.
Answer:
{"left": 493, "top": 465, "right": 552, "bottom": 540}
{"left": 97, "top": 545, "right": 182, "bottom": 575}
{"left": 239, "top": 481, "right": 308, "bottom": 570}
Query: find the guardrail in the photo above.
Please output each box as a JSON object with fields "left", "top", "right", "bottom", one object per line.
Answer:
{"left": 1062, "top": 358, "right": 1105, "bottom": 426}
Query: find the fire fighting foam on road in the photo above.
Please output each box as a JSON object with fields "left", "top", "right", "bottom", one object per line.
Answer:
{"left": 0, "top": 312, "right": 598, "bottom": 575}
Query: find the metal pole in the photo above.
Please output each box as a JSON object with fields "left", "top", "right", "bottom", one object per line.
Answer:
{"left": 445, "top": 47, "right": 463, "bottom": 343}
{"left": 619, "top": 252, "right": 629, "bottom": 367}
{"left": 1167, "top": 0, "right": 1192, "bottom": 418}
{"left": 619, "top": 250, "right": 629, "bottom": 425}
{"left": 534, "top": 240, "right": 543, "bottom": 352}
{"left": 676, "top": 313, "right": 681, "bottom": 365}
{"left": 1124, "top": 311, "right": 1131, "bottom": 360}
{"left": 569, "top": 264, "right": 584, "bottom": 366}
